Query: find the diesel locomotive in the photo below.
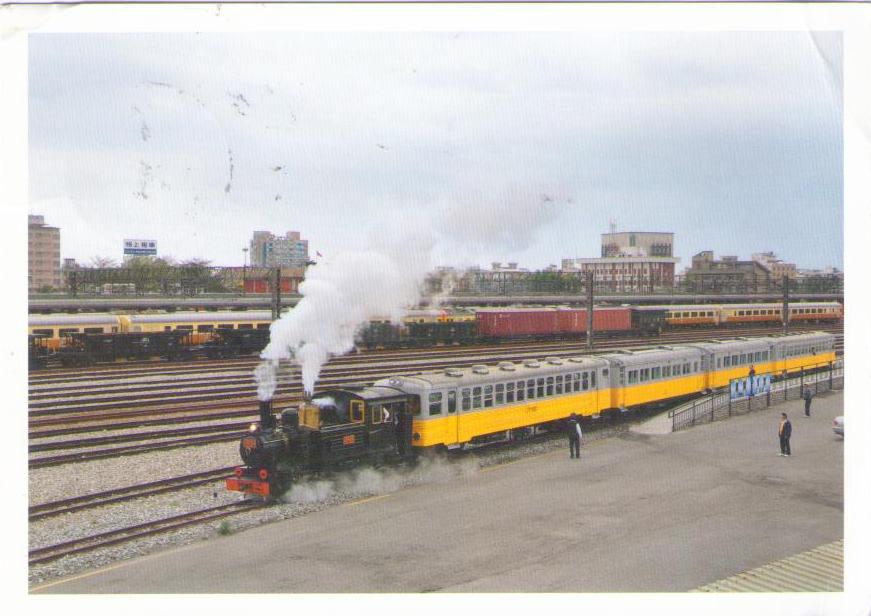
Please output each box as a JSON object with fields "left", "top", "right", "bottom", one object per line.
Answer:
{"left": 228, "top": 330, "right": 836, "bottom": 498}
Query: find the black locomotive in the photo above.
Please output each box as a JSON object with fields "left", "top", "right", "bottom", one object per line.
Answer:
{"left": 227, "top": 389, "right": 415, "bottom": 498}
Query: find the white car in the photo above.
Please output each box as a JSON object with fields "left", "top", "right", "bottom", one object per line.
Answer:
{"left": 832, "top": 416, "right": 844, "bottom": 437}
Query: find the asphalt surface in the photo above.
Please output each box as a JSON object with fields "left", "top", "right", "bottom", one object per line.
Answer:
{"left": 33, "top": 392, "right": 843, "bottom": 593}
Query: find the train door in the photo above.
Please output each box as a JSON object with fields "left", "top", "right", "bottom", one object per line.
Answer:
{"left": 446, "top": 390, "right": 458, "bottom": 445}
{"left": 367, "top": 402, "right": 394, "bottom": 458}
{"left": 611, "top": 359, "right": 626, "bottom": 411}
{"left": 699, "top": 350, "right": 714, "bottom": 390}
{"left": 590, "top": 367, "right": 601, "bottom": 414}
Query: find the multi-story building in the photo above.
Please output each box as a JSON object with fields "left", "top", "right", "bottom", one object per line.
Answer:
{"left": 249, "top": 230, "right": 309, "bottom": 268}
{"left": 685, "top": 251, "right": 772, "bottom": 293}
{"left": 752, "top": 252, "right": 797, "bottom": 280}
{"left": 561, "top": 230, "right": 678, "bottom": 292}
{"left": 561, "top": 256, "right": 679, "bottom": 292}
{"left": 28, "top": 215, "right": 61, "bottom": 291}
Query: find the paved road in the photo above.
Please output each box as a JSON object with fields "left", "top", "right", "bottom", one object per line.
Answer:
{"left": 34, "top": 392, "right": 843, "bottom": 593}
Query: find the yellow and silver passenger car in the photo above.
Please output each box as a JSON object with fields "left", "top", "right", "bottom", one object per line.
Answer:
{"left": 376, "top": 331, "right": 836, "bottom": 451}
{"left": 28, "top": 313, "right": 124, "bottom": 349}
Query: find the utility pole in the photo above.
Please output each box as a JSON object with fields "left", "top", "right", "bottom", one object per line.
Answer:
{"left": 781, "top": 274, "right": 789, "bottom": 334}
{"left": 586, "top": 271, "right": 594, "bottom": 351}
{"left": 242, "top": 247, "right": 248, "bottom": 295}
{"left": 272, "top": 266, "right": 282, "bottom": 320}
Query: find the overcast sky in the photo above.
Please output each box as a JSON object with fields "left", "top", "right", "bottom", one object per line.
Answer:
{"left": 29, "top": 31, "right": 843, "bottom": 270}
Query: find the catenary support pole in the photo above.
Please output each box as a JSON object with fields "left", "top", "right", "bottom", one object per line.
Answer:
{"left": 272, "top": 267, "right": 282, "bottom": 321}
{"left": 781, "top": 274, "right": 789, "bottom": 334}
{"left": 586, "top": 271, "right": 594, "bottom": 351}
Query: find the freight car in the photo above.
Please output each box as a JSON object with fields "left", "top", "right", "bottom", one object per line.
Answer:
{"left": 475, "top": 306, "right": 664, "bottom": 340}
{"left": 228, "top": 331, "right": 835, "bottom": 497}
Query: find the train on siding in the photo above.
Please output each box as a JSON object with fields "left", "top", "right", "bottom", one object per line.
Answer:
{"left": 28, "top": 302, "right": 842, "bottom": 369}
{"left": 227, "top": 330, "right": 836, "bottom": 497}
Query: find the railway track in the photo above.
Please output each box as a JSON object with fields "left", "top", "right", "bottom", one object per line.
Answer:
{"left": 28, "top": 323, "right": 841, "bottom": 385}
{"left": 29, "top": 467, "right": 236, "bottom": 521}
{"left": 29, "top": 500, "right": 263, "bottom": 566}
{"left": 30, "top": 325, "right": 842, "bottom": 402}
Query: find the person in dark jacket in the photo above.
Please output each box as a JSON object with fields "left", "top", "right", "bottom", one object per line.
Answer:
{"left": 802, "top": 387, "right": 814, "bottom": 417}
{"left": 748, "top": 365, "right": 756, "bottom": 395}
{"left": 778, "top": 412, "right": 792, "bottom": 456}
{"left": 567, "top": 413, "right": 582, "bottom": 459}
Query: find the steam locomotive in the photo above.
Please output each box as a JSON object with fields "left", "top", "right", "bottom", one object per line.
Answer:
{"left": 226, "top": 393, "right": 415, "bottom": 497}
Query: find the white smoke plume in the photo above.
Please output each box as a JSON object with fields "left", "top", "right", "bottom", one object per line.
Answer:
{"left": 281, "top": 455, "right": 480, "bottom": 504}
{"left": 257, "top": 221, "right": 434, "bottom": 398}
{"left": 255, "top": 185, "right": 571, "bottom": 398}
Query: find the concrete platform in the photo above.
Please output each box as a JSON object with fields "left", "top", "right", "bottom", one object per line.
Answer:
{"left": 32, "top": 391, "right": 844, "bottom": 594}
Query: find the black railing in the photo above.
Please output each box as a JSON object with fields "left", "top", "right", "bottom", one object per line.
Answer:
{"left": 670, "top": 361, "right": 844, "bottom": 432}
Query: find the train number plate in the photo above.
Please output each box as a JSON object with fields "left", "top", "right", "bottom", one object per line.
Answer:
{"left": 342, "top": 434, "right": 356, "bottom": 446}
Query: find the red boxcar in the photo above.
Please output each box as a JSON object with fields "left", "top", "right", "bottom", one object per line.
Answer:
{"left": 556, "top": 308, "right": 633, "bottom": 334}
{"left": 476, "top": 309, "right": 560, "bottom": 338}
{"left": 244, "top": 277, "right": 298, "bottom": 294}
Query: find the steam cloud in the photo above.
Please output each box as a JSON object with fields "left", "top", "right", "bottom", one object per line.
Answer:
{"left": 255, "top": 186, "right": 571, "bottom": 398}
{"left": 281, "top": 455, "right": 480, "bottom": 503}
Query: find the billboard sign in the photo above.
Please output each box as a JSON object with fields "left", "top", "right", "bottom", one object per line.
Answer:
{"left": 123, "top": 239, "right": 157, "bottom": 257}
{"left": 730, "top": 373, "right": 771, "bottom": 399}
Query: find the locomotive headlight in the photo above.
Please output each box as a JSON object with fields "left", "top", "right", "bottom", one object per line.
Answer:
{"left": 249, "top": 423, "right": 259, "bottom": 432}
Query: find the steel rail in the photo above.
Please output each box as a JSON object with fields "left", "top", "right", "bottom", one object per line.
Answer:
{"left": 29, "top": 501, "right": 263, "bottom": 566}
{"left": 29, "top": 467, "right": 236, "bottom": 521}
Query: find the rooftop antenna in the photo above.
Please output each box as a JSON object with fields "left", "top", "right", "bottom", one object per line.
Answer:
{"left": 608, "top": 219, "right": 617, "bottom": 234}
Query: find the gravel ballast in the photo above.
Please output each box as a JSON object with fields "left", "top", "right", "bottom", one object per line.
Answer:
{"left": 29, "top": 423, "right": 627, "bottom": 587}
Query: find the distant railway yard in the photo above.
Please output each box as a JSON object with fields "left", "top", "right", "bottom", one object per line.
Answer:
{"left": 28, "top": 321, "right": 843, "bottom": 587}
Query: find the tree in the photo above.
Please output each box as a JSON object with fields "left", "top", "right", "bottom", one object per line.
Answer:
{"left": 89, "top": 256, "right": 118, "bottom": 268}
{"left": 179, "top": 258, "right": 212, "bottom": 268}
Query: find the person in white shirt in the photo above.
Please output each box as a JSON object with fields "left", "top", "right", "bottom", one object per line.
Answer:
{"left": 567, "top": 413, "right": 583, "bottom": 459}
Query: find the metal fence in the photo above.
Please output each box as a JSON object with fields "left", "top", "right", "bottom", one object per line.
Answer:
{"left": 670, "top": 361, "right": 844, "bottom": 432}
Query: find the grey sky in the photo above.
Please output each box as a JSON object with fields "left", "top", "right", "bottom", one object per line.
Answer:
{"left": 29, "top": 31, "right": 843, "bottom": 270}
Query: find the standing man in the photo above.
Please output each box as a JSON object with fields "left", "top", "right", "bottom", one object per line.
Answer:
{"left": 802, "top": 387, "right": 814, "bottom": 417}
{"left": 778, "top": 412, "right": 792, "bottom": 457}
{"left": 567, "top": 413, "right": 582, "bottom": 459}
{"left": 748, "top": 365, "right": 756, "bottom": 395}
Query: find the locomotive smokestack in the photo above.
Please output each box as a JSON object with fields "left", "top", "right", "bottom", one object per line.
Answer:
{"left": 259, "top": 399, "right": 275, "bottom": 429}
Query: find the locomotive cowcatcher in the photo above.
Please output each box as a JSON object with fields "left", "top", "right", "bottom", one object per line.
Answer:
{"left": 227, "top": 387, "right": 415, "bottom": 498}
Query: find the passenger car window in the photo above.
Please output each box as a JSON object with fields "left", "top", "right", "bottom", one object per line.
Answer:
{"left": 506, "top": 382, "right": 514, "bottom": 403}
{"left": 461, "top": 388, "right": 471, "bottom": 411}
{"left": 447, "top": 391, "right": 456, "bottom": 413}
{"left": 516, "top": 381, "right": 525, "bottom": 401}
{"left": 546, "top": 377, "right": 554, "bottom": 396}
{"left": 429, "top": 392, "right": 442, "bottom": 415}
{"left": 495, "top": 384, "right": 504, "bottom": 405}
{"left": 483, "top": 385, "right": 493, "bottom": 408}
{"left": 472, "top": 387, "right": 482, "bottom": 409}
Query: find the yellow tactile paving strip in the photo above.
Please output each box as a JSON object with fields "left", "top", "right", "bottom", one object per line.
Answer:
{"left": 694, "top": 539, "right": 843, "bottom": 592}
